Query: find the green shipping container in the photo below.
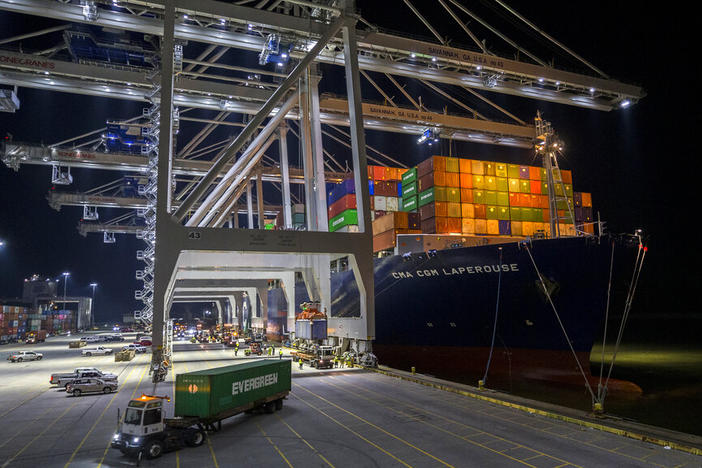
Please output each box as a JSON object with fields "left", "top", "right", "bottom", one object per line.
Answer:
{"left": 402, "top": 195, "right": 418, "bottom": 212}
{"left": 486, "top": 206, "right": 499, "bottom": 220}
{"left": 496, "top": 191, "right": 510, "bottom": 207}
{"left": 507, "top": 164, "right": 521, "bottom": 179}
{"left": 446, "top": 188, "right": 461, "bottom": 203}
{"left": 293, "top": 213, "right": 305, "bottom": 224}
{"left": 485, "top": 190, "right": 497, "bottom": 206}
{"left": 498, "top": 207, "right": 510, "bottom": 220}
{"left": 418, "top": 188, "right": 435, "bottom": 207}
{"left": 402, "top": 181, "right": 418, "bottom": 199}
{"left": 175, "top": 360, "right": 292, "bottom": 419}
{"left": 329, "top": 209, "right": 358, "bottom": 232}
{"left": 510, "top": 207, "right": 522, "bottom": 221}
{"left": 401, "top": 167, "right": 417, "bottom": 185}
{"left": 496, "top": 177, "right": 509, "bottom": 192}
{"left": 473, "top": 190, "right": 485, "bottom": 205}
{"left": 434, "top": 186, "right": 448, "bottom": 202}
{"left": 519, "top": 180, "right": 531, "bottom": 193}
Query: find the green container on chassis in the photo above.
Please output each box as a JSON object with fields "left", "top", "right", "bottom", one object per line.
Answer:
{"left": 174, "top": 360, "right": 291, "bottom": 419}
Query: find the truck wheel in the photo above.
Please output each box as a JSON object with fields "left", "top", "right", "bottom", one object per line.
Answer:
{"left": 73, "top": 389, "right": 82, "bottom": 397}
{"left": 85, "top": 352, "right": 92, "bottom": 356}
{"left": 37, "top": 356, "right": 42, "bottom": 360}
{"left": 275, "top": 399, "right": 283, "bottom": 411}
{"left": 17, "top": 358, "right": 22, "bottom": 362}
{"left": 264, "top": 401, "right": 275, "bottom": 414}
{"left": 103, "top": 387, "right": 112, "bottom": 394}
{"left": 144, "top": 440, "right": 164, "bottom": 459}
{"left": 185, "top": 429, "right": 205, "bottom": 447}
{"left": 64, "top": 383, "right": 71, "bottom": 390}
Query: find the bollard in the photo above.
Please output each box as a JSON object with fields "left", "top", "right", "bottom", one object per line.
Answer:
{"left": 593, "top": 402, "right": 604, "bottom": 414}
{"left": 478, "top": 379, "right": 485, "bottom": 390}
{"left": 411, "top": 366, "right": 415, "bottom": 375}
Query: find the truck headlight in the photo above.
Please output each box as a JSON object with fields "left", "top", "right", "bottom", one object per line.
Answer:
{"left": 132, "top": 437, "right": 140, "bottom": 443}
{"left": 112, "top": 433, "right": 120, "bottom": 440}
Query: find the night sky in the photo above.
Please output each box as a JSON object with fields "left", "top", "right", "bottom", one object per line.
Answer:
{"left": 0, "top": 2, "right": 699, "bottom": 325}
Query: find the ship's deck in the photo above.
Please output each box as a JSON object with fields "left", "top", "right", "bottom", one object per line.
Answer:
{"left": 0, "top": 334, "right": 699, "bottom": 467}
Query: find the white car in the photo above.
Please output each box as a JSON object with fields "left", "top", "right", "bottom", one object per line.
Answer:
{"left": 8, "top": 351, "right": 43, "bottom": 362}
{"left": 80, "top": 336, "right": 101, "bottom": 343}
{"left": 122, "top": 343, "right": 146, "bottom": 353}
{"left": 81, "top": 346, "right": 114, "bottom": 356}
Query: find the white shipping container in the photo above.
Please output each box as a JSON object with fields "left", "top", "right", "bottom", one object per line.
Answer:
{"left": 386, "top": 196, "right": 399, "bottom": 212}
{"left": 374, "top": 195, "right": 387, "bottom": 211}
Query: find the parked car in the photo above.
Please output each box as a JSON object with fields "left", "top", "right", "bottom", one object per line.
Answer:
{"left": 122, "top": 343, "right": 146, "bottom": 353}
{"left": 120, "top": 327, "right": 134, "bottom": 332}
{"left": 8, "top": 351, "right": 43, "bottom": 362}
{"left": 135, "top": 338, "right": 152, "bottom": 346}
{"left": 50, "top": 368, "right": 118, "bottom": 388}
{"left": 66, "top": 378, "right": 118, "bottom": 397}
{"left": 81, "top": 346, "right": 114, "bottom": 356}
{"left": 80, "top": 336, "right": 101, "bottom": 343}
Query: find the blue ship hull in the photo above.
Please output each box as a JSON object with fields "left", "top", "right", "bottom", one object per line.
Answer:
{"left": 267, "top": 235, "right": 640, "bottom": 389}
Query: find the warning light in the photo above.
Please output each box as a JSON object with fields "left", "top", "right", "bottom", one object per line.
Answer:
{"left": 188, "top": 384, "right": 198, "bottom": 394}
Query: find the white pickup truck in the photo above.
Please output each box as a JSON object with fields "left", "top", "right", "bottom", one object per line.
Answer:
{"left": 81, "top": 346, "right": 114, "bottom": 356}
{"left": 121, "top": 343, "right": 147, "bottom": 353}
{"left": 50, "top": 368, "right": 118, "bottom": 388}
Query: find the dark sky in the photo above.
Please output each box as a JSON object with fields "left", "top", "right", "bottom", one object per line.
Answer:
{"left": 0, "top": 2, "right": 699, "bottom": 323}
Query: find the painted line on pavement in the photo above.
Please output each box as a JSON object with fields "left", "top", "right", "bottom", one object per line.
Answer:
{"left": 275, "top": 413, "right": 335, "bottom": 468}
{"left": 294, "top": 382, "right": 455, "bottom": 468}
{"left": 289, "top": 392, "right": 413, "bottom": 468}
{"left": 255, "top": 421, "right": 293, "bottom": 468}
{"left": 367, "top": 367, "right": 702, "bottom": 457}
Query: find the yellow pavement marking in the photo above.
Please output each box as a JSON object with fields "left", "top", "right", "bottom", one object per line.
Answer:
{"left": 0, "top": 386, "right": 51, "bottom": 419}
{"left": 255, "top": 421, "right": 293, "bottom": 468}
{"left": 367, "top": 368, "right": 702, "bottom": 458}
{"left": 294, "top": 382, "right": 455, "bottom": 468}
{"left": 95, "top": 355, "right": 150, "bottom": 467}
{"left": 65, "top": 361, "right": 144, "bottom": 467}
{"left": 206, "top": 437, "right": 221, "bottom": 468}
{"left": 326, "top": 375, "right": 578, "bottom": 468}
{"left": 366, "top": 373, "right": 667, "bottom": 467}
{"left": 289, "top": 392, "right": 413, "bottom": 468}
{"left": 1, "top": 401, "right": 79, "bottom": 468}
{"left": 275, "top": 414, "right": 335, "bottom": 468}
{"left": 0, "top": 405, "right": 55, "bottom": 449}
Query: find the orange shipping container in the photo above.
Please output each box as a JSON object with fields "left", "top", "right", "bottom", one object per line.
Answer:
{"left": 462, "top": 218, "right": 475, "bottom": 234}
{"left": 529, "top": 166, "right": 541, "bottom": 180}
{"left": 460, "top": 189, "right": 473, "bottom": 203}
{"left": 561, "top": 169, "right": 572, "bottom": 184}
{"left": 447, "top": 217, "right": 461, "bottom": 234}
{"left": 508, "top": 192, "right": 518, "bottom": 206}
{"left": 445, "top": 172, "right": 460, "bottom": 187}
{"left": 530, "top": 180, "right": 541, "bottom": 194}
{"left": 459, "top": 173, "right": 472, "bottom": 188}
{"left": 539, "top": 195, "right": 549, "bottom": 209}
{"left": 487, "top": 219, "right": 500, "bottom": 235}
{"left": 581, "top": 192, "right": 592, "bottom": 207}
{"left": 371, "top": 211, "right": 409, "bottom": 235}
{"left": 522, "top": 221, "right": 535, "bottom": 236}
{"left": 474, "top": 219, "right": 487, "bottom": 234}
{"left": 373, "top": 228, "right": 422, "bottom": 252}
{"left": 461, "top": 203, "right": 474, "bottom": 218}
{"left": 372, "top": 165, "right": 387, "bottom": 180}
{"left": 529, "top": 194, "right": 540, "bottom": 208}
{"left": 512, "top": 221, "right": 522, "bottom": 236}
{"left": 459, "top": 158, "right": 472, "bottom": 173}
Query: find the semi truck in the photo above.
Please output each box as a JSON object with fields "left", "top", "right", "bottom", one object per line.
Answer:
{"left": 291, "top": 345, "right": 335, "bottom": 369}
{"left": 25, "top": 330, "right": 47, "bottom": 344}
{"left": 111, "top": 359, "right": 291, "bottom": 460}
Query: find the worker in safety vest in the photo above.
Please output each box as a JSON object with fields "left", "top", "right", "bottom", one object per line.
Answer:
{"left": 347, "top": 356, "right": 353, "bottom": 368}
{"left": 299, "top": 358, "right": 303, "bottom": 370}
{"left": 279, "top": 349, "right": 283, "bottom": 360}
{"left": 234, "top": 342, "right": 239, "bottom": 356}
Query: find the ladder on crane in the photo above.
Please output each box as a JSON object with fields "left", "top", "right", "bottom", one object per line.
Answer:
{"left": 535, "top": 113, "right": 578, "bottom": 238}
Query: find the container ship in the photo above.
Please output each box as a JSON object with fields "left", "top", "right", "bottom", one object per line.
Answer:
{"left": 265, "top": 152, "right": 642, "bottom": 392}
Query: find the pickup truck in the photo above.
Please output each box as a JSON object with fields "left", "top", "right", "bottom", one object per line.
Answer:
{"left": 81, "top": 346, "right": 114, "bottom": 356}
{"left": 50, "top": 368, "right": 118, "bottom": 388}
{"left": 122, "top": 344, "right": 147, "bottom": 353}
{"left": 7, "top": 351, "right": 43, "bottom": 362}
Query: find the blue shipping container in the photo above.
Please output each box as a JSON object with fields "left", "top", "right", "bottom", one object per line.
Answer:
{"left": 294, "top": 319, "right": 327, "bottom": 340}
{"left": 498, "top": 220, "right": 511, "bottom": 236}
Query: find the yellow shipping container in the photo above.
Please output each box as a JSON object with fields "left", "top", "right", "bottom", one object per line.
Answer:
{"left": 447, "top": 202, "right": 461, "bottom": 218}
{"left": 471, "top": 160, "right": 485, "bottom": 175}
{"left": 462, "top": 218, "right": 475, "bottom": 234}
{"left": 484, "top": 162, "right": 497, "bottom": 176}
{"left": 522, "top": 221, "right": 535, "bottom": 236}
{"left": 472, "top": 175, "right": 485, "bottom": 189}
{"left": 508, "top": 178, "right": 520, "bottom": 192}
{"left": 496, "top": 163, "right": 508, "bottom": 177}
{"left": 487, "top": 219, "right": 500, "bottom": 235}
{"left": 474, "top": 219, "right": 487, "bottom": 234}
{"left": 484, "top": 176, "right": 497, "bottom": 191}
{"left": 461, "top": 203, "right": 474, "bottom": 218}
{"left": 511, "top": 221, "right": 523, "bottom": 236}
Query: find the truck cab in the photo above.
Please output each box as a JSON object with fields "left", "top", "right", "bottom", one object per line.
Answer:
{"left": 112, "top": 394, "right": 204, "bottom": 459}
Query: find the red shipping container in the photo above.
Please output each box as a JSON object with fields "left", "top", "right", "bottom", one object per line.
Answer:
{"left": 367, "top": 166, "right": 374, "bottom": 178}
{"left": 328, "top": 193, "right": 357, "bottom": 219}
{"left": 518, "top": 193, "right": 531, "bottom": 207}
{"left": 561, "top": 169, "right": 572, "bottom": 184}
{"left": 542, "top": 209, "right": 550, "bottom": 222}
{"left": 508, "top": 192, "right": 518, "bottom": 206}
{"left": 419, "top": 201, "right": 448, "bottom": 220}
{"left": 539, "top": 195, "right": 549, "bottom": 209}
{"left": 408, "top": 212, "right": 421, "bottom": 229}
{"left": 417, "top": 156, "right": 447, "bottom": 177}
{"left": 459, "top": 158, "right": 472, "bottom": 173}
{"left": 529, "top": 167, "right": 541, "bottom": 180}
{"left": 460, "top": 189, "right": 473, "bottom": 203}
{"left": 474, "top": 204, "right": 487, "bottom": 219}
{"left": 418, "top": 171, "right": 446, "bottom": 191}
{"left": 447, "top": 217, "right": 461, "bottom": 233}
{"left": 372, "top": 165, "right": 387, "bottom": 180}
{"left": 459, "top": 173, "right": 472, "bottom": 188}
{"left": 529, "top": 194, "right": 540, "bottom": 208}
{"left": 529, "top": 180, "right": 541, "bottom": 194}
{"left": 374, "top": 181, "right": 398, "bottom": 197}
